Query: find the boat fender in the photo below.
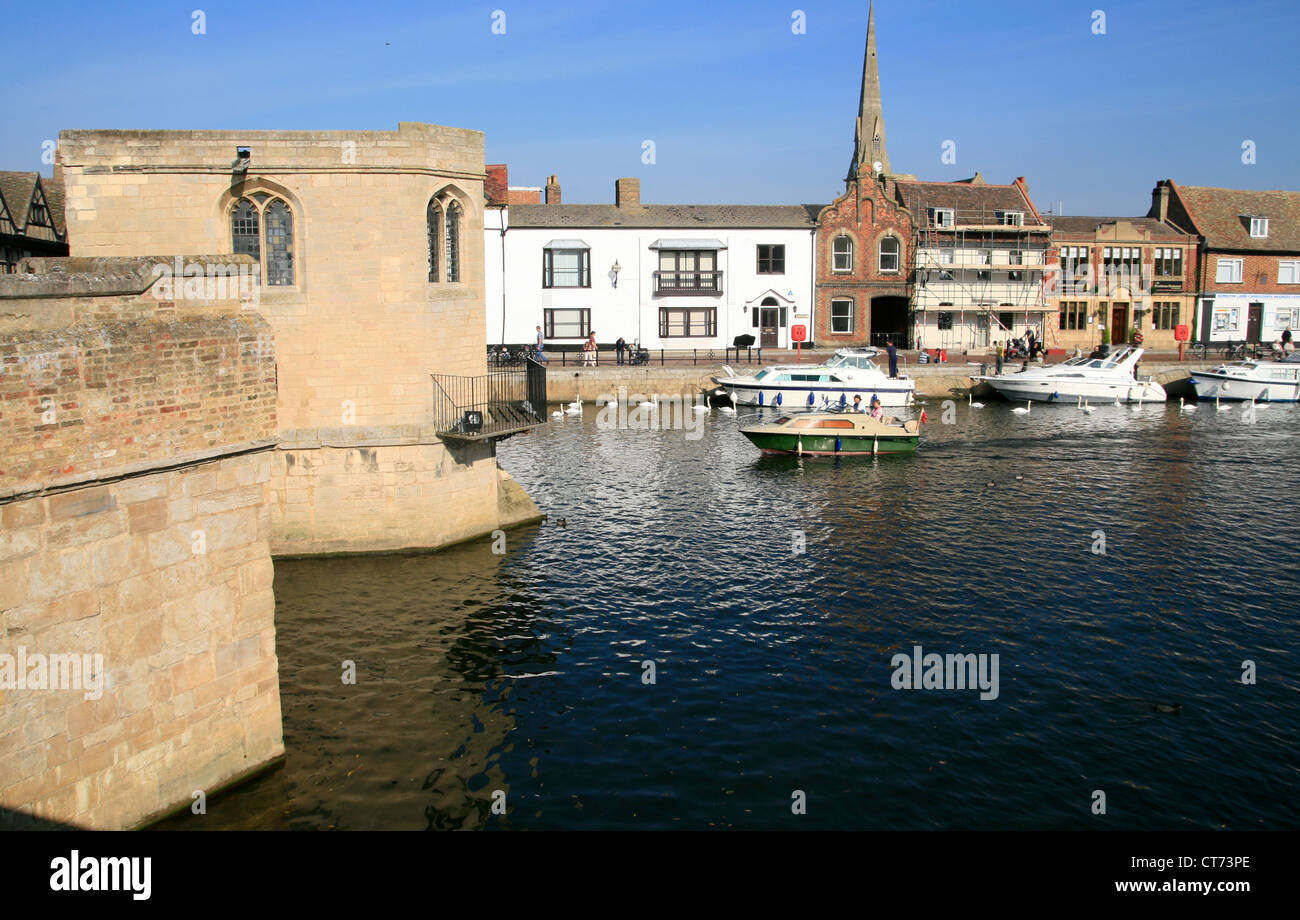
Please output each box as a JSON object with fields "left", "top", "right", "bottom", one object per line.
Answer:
{"left": 775, "top": 392, "right": 783, "bottom": 406}
{"left": 835, "top": 437, "right": 842, "bottom": 453}
{"left": 758, "top": 392, "right": 764, "bottom": 406}
{"left": 839, "top": 393, "right": 847, "bottom": 406}
{"left": 797, "top": 437, "right": 803, "bottom": 456}
{"left": 807, "top": 392, "right": 815, "bottom": 406}
{"left": 1050, "top": 391, "right": 1059, "bottom": 402}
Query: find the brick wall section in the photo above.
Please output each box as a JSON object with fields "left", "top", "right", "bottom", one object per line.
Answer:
{"left": 0, "top": 260, "right": 275, "bottom": 499}
{"left": 1201, "top": 252, "right": 1297, "bottom": 294}
{"left": 814, "top": 172, "right": 913, "bottom": 344}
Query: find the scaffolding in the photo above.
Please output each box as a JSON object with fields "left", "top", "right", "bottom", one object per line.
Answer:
{"left": 908, "top": 193, "right": 1056, "bottom": 352}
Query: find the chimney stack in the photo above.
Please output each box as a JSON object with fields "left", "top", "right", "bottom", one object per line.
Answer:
{"left": 544, "top": 174, "right": 561, "bottom": 205}
{"left": 1152, "top": 182, "right": 1170, "bottom": 222}
{"left": 484, "top": 164, "right": 508, "bottom": 205}
{"left": 615, "top": 178, "right": 642, "bottom": 209}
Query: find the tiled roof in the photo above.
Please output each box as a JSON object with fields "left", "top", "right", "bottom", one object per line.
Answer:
{"left": 40, "top": 174, "right": 65, "bottom": 236}
{"left": 0, "top": 171, "right": 37, "bottom": 230}
{"left": 893, "top": 179, "right": 1048, "bottom": 226}
{"left": 1048, "top": 216, "right": 1191, "bottom": 239}
{"left": 0, "top": 171, "right": 65, "bottom": 237}
{"left": 508, "top": 203, "right": 820, "bottom": 229}
{"left": 1171, "top": 183, "right": 1300, "bottom": 252}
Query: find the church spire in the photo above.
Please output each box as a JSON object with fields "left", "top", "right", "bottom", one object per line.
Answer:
{"left": 848, "top": 2, "right": 889, "bottom": 183}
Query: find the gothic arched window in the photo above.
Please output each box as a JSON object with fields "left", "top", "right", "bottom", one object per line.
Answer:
{"left": 427, "top": 199, "right": 442, "bottom": 283}
{"left": 263, "top": 199, "right": 294, "bottom": 286}
{"left": 230, "top": 195, "right": 295, "bottom": 286}
{"left": 444, "top": 201, "right": 461, "bottom": 283}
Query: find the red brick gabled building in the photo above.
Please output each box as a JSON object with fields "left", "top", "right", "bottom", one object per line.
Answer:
{"left": 812, "top": 4, "right": 914, "bottom": 347}
{"left": 1152, "top": 180, "right": 1300, "bottom": 345}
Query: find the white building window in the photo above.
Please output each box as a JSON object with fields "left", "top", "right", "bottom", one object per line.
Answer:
{"left": 832, "top": 236, "right": 854, "bottom": 272}
{"left": 1278, "top": 260, "right": 1300, "bottom": 284}
{"left": 939, "top": 248, "right": 953, "bottom": 265}
{"left": 830, "top": 298, "right": 854, "bottom": 333}
{"left": 928, "top": 208, "right": 954, "bottom": 228}
{"left": 1249, "top": 217, "right": 1269, "bottom": 238}
{"left": 1215, "top": 258, "right": 1243, "bottom": 283}
{"left": 997, "top": 210, "right": 1023, "bottom": 226}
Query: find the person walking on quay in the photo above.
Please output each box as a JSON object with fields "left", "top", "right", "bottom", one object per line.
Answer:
{"left": 615, "top": 336, "right": 627, "bottom": 366}
{"left": 886, "top": 340, "right": 898, "bottom": 378}
{"left": 1283, "top": 327, "right": 1293, "bottom": 354}
{"left": 535, "top": 325, "right": 548, "bottom": 363}
{"left": 583, "top": 331, "right": 597, "bottom": 367}
{"left": 995, "top": 341, "right": 1004, "bottom": 375}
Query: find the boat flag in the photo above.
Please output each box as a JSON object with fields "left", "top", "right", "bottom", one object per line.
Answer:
{"left": 920, "top": 408, "right": 927, "bottom": 424}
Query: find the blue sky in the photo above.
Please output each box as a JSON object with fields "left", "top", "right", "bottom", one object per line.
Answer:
{"left": 4, "top": 0, "right": 1297, "bottom": 216}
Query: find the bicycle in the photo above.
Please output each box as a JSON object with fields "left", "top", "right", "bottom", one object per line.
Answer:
{"left": 629, "top": 346, "right": 650, "bottom": 366}
{"left": 1222, "top": 341, "right": 1248, "bottom": 360}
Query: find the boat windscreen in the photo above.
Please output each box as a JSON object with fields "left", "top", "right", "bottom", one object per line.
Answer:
{"left": 824, "top": 355, "right": 846, "bottom": 368}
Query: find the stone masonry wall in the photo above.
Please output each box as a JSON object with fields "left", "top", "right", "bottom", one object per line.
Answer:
{"left": 0, "top": 263, "right": 283, "bottom": 829}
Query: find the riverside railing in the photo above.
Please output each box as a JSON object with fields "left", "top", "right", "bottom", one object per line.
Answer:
{"left": 431, "top": 359, "right": 547, "bottom": 442}
{"left": 488, "top": 345, "right": 771, "bottom": 367}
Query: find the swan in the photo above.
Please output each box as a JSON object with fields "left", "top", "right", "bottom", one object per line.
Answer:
{"left": 1131, "top": 390, "right": 1143, "bottom": 412}
{"left": 968, "top": 391, "right": 984, "bottom": 409}
{"left": 1114, "top": 395, "right": 1122, "bottom": 408}
{"left": 636, "top": 399, "right": 657, "bottom": 409}
{"left": 717, "top": 401, "right": 737, "bottom": 415}
{"left": 1253, "top": 398, "right": 1271, "bottom": 410}
{"left": 1078, "top": 396, "right": 1094, "bottom": 414}
{"left": 566, "top": 395, "right": 582, "bottom": 410}
{"left": 551, "top": 407, "right": 564, "bottom": 419}
{"left": 1216, "top": 396, "right": 1231, "bottom": 412}
{"left": 1179, "top": 398, "right": 1197, "bottom": 413}
{"left": 1011, "top": 400, "right": 1031, "bottom": 415}
{"left": 564, "top": 396, "right": 583, "bottom": 416}
{"left": 692, "top": 395, "right": 711, "bottom": 413}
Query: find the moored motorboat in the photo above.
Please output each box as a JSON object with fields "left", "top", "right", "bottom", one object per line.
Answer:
{"left": 1189, "top": 352, "right": 1300, "bottom": 402}
{"left": 973, "top": 346, "right": 1166, "bottom": 403}
{"left": 713, "top": 347, "right": 915, "bottom": 409}
{"left": 740, "top": 410, "right": 920, "bottom": 456}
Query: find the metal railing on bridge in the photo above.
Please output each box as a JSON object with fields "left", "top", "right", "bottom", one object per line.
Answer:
{"left": 431, "top": 359, "right": 548, "bottom": 442}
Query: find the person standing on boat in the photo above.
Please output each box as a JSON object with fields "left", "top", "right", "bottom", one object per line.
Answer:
{"left": 869, "top": 395, "right": 884, "bottom": 421}
{"left": 995, "top": 341, "right": 1004, "bottom": 375}
{"left": 886, "top": 341, "right": 898, "bottom": 378}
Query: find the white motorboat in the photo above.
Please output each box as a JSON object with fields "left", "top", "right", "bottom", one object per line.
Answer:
{"left": 1189, "top": 352, "right": 1300, "bottom": 402}
{"left": 712, "top": 347, "right": 915, "bottom": 409}
{"left": 973, "top": 346, "right": 1166, "bottom": 404}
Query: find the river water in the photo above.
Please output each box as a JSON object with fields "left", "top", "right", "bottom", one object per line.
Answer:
{"left": 158, "top": 397, "right": 1300, "bottom": 830}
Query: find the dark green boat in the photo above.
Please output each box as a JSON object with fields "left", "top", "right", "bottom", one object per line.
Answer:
{"left": 740, "top": 411, "right": 920, "bottom": 456}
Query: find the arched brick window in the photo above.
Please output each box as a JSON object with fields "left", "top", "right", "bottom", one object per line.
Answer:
{"left": 833, "top": 236, "right": 854, "bottom": 272}
{"left": 879, "top": 236, "right": 900, "bottom": 273}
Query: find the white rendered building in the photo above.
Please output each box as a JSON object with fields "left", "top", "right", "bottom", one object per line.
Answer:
{"left": 486, "top": 178, "right": 818, "bottom": 353}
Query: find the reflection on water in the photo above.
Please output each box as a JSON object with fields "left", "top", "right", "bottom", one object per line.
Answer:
{"left": 158, "top": 400, "right": 1300, "bottom": 830}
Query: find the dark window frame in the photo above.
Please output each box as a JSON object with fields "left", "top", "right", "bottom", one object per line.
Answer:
{"left": 543, "top": 248, "right": 591, "bottom": 288}
{"left": 543, "top": 307, "right": 592, "bottom": 339}
{"left": 659, "top": 306, "right": 718, "bottom": 338}
{"left": 757, "top": 244, "right": 786, "bottom": 274}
